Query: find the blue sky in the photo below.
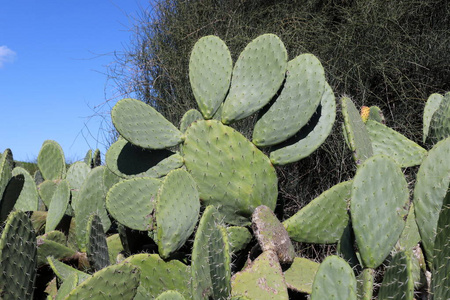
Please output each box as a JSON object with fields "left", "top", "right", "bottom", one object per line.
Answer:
{"left": 0, "top": 0, "right": 152, "bottom": 162}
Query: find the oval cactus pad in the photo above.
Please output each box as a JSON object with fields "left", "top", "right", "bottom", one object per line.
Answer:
{"left": 189, "top": 35, "right": 232, "bottom": 119}
{"left": 184, "top": 120, "right": 278, "bottom": 225}
{"left": 221, "top": 34, "right": 287, "bottom": 124}
{"left": 112, "top": 98, "right": 183, "bottom": 149}
{"left": 351, "top": 155, "right": 409, "bottom": 268}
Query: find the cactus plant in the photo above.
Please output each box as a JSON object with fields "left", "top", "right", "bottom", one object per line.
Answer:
{"left": 0, "top": 211, "right": 37, "bottom": 299}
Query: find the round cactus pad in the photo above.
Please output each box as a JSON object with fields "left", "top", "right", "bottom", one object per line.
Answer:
{"left": 189, "top": 35, "right": 232, "bottom": 119}
{"left": 112, "top": 98, "right": 183, "bottom": 149}
{"left": 37, "top": 140, "right": 66, "bottom": 180}
{"left": 106, "top": 177, "right": 161, "bottom": 231}
{"left": 311, "top": 256, "right": 357, "bottom": 300}
{"left": 221, "top": 34, "right": 287, "bottom": 123}
{"left": 183, "top": 119, "right": 278, "bottom": 225}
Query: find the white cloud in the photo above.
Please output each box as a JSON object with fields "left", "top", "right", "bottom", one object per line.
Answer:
{"left": 0, "top": 46, "right": 17, "bottom": 68}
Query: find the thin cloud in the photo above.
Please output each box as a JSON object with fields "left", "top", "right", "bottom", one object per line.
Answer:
{"left": 0, "top": 46, "right": 17, "bottom": 68}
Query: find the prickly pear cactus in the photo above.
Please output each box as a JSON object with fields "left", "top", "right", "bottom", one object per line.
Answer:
{"left": 110, "top": 33, "right": 336, "bottom": 226}
{"left": 0, "top": 211, "right": 37, "bottom": 299}
{"left": 311, "top": 255, "right": 357, "bottom": 300}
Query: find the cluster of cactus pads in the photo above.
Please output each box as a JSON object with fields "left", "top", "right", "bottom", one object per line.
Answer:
{"left": 0, "top": 34, "right": 449, "bottom": 299}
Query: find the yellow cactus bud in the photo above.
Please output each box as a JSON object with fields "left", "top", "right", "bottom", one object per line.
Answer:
{"left": 360, "top": 106, "right": 370, "bottom": 123}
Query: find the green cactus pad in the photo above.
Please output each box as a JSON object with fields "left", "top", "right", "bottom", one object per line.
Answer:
{"left": 231, "top": 250, "right": 288, "bottom": 299}
{"left": 341, "top": 97, "right": 373, "bottom": 165}
{"left": 37, "top": 140, "right": 66, "bottom": 180}
{"left": 191, "top": 205, "right": 217, "bottom": 299}
{"left": 311, "top": 255, "right": 357, "bottom": 300}
{"left": 428, "top": 91, "right": 450, "bottom": 144}
{"left": 189, "top": 35, "right": 232, "bottom": 119}
{"left": 0, "top": 174, "right": 24, "bottom": 222}
{"left": 253, "top": 53, "right": 325, "bottom": 146}
{"left": 64, "top": 262, "right": 140, "bottom": 299}
{"left": 284, "top": 257, "right": 320, "bottom": 294}
{"left": 351, "top": 155, "right": 409, "bottom": 268}
{"left": 378, "top": 251, "right": 414, "bottom": 300}
{"left": 102, "top": 166, "right": 121, "bottom": 193}
{"left": 106, "top": 177, "right": 161, "bottom": 231}
{"left": 105, "top": 138, "right": 183, "bottom": 178}
{"left": 156, "top": 290, "right": 186, "bottom": 300}
{"left": 395, "top": 203, "right": 421, "bottom": 252}
{"left": 106, "top": 234, "right": 123, "bottom": 264}
{"left": 125, "top": 253, "right": 192, "bottom": 299}
{"left": 184, "top": 120, "right": 278, "bottom": 225}
{"left": 47, "top": 256, "right": 91, "bottom": 283}
{"left": 368, "top": 105, "right": 385, "bottom": 123}
{"left": 30, "top": 211, "right": 47, "bottom": 234}
{"left": 431, "top": 186, "right": 450, "bottom": 300}
{"left": 283, "top": 180, "right": 352, "bottom": 244}
{"left": 0, "top": 211, "right": 37, "bottom": 299}
{"left": 86, "top": 214, "right": 109, "bottom": 271}
{"left": 112, "top": 98, "right": 183, "bottom": 149}
{"left": 37, "top": 238, "right": 77, "bottom": 267}
{"left": 191, "top": 205, "right": 233, "bottom": 299}
{"left": 84, "top": 149, "right": 93, "bottom": 166}
{"left": 227, "top": 226, "right": 252, "bottom": 253}
{"left": 65, "top": 161, "right": 90, "bottom": 210}
{"left": 221, "top": 34, "right": 287, "bottom": 123}
{"left": 55, "top": 273, "right": 78, "bottom": 300}
{"left": 423, "top": 93, "right": 444, "bottom": 143}
{"left": 413, "top": 137, "right": 450, "bottom": 264}
{"left": 269, "top": 82, "right": 336, "bottom": 165}
{"left": 12, "top": 167, "right": 39, "bottom": 211}
{"left": 0, "top": 150, "right": 12, "bottom": 207}
{"left": 179, "top": 109, "right": 204, "bottom": 133}
{"left": 252, "top": 205, "right": 295, "bottom": 263}
{"left": 75, "top": 166, "right": 111, "bottom": 251}
{"left": 156, "top": 169, "right": 200, "bottom": 258}
{"left": 38, "top": 179, "right": 59, "bottom": 208}
{"left": 365, "top": 119, "right": 427, "bottom": 167}
{"left": 45, "top": 179, "right": 70, "bottom": 232}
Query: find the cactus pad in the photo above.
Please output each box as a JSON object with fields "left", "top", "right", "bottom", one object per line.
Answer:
{"left": 125, "top": 253, "right": 192, "bottom": 299}
{"left": 105, "top": 138, "right": 183, "bottom": 178}
{"left": 45, "top": 179, "right": 70, "bottom": 232}
{"left": 366, "top": 119, "right": 427, "bottom": 167}
{"left": 112, "top": 98, "right": 183, "bottom": 149}
{"left": 351, "top": 155, "right": 409, "bottom": 268}
{"left": 413, "top": 137, "right": 450, "bottom": 264}
{"left": 231, "top": 250, "right": 288, "bottom": 300}
{"left": 156, "top": 169, "right": 200, "bottom": 258}
{"left": 253, "top": 53, "right": 325, "bottom": 146}
{"left": 64, "top": 262, "right": 140, "bottom": 299}
{"left": 378, "top": 251, "right": 414, "bottom": 300}
{"left": 311, "top": 255, "right": 357, "bottom": 300}
{"left": 12, "top": 166, "right": 39, "bottom": 211}
{"left": 0, "top": 211, "right": 37, "bottom": 299}
{"left": 189, "top": 35, "right": 232, "bottom": 119}
{"left": 269, "top": 82, "right": 336, "bottom": 165}
{"left": 183, "top": 119, "right": 278, "bottom": 225}
{"left": 106, "top": 177, "right": 161, "bottom": 231}
{"left": 341, "top": 97, "right": 373, "bottom": 165}
{"left": 86, "top": 214, "right": 110, "bottom": 271}
{"left": 221, "top": 34, "right": 287, "bottom": 123}
{"left": 283, "top": 180, "right": 352, "bottom": 244}
{"left": 284, "top": 257, "right": 320, "bottom": 294}
{"left": 37, "top": 140, "right": 66, "bottom": 180}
